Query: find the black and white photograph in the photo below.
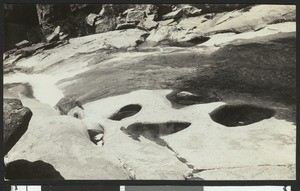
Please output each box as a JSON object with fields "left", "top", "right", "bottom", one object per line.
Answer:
{"left": 3, "top": 3, "right": 296, "bottom": 180}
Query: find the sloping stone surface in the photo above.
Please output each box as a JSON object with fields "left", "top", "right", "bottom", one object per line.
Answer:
{"left": 6, "top": 116, "right": 130, "bottom": 179}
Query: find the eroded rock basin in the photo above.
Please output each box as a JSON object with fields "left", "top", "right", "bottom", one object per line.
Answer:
{"left": 3, "top": 25, "right": 296, "bottom": 180}
{"left": 109, "top": 104, "right": 142, "bottom": 121}
{"left": 210, "top": 104, "right": 275, "bottom": 127}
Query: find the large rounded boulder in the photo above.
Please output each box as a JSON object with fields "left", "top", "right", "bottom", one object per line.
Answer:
{"left": 4, "top": 98, "right": 32, "bottom": 154}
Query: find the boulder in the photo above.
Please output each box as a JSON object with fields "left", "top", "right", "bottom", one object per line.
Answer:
{"left": 181, "top": 5, "right": 202, "bottom": 17}
{"left": 166, "top": 90, "right": 222, "bottom": 107}
{"left": 137, "top": 16, "right": 158, "bottom": 31}
{"left": 85, "top": 13, "right": 99, "bottom": 26}
{"left": 36, "top": 4, "right": 56, "bottom": 26}
{"left": 161, "top": 5, "right": 202, "bottom": 21}
{"left": 98, "top": 29, "right": 148, "bottom": 49}
{"left": 126, "top": 10, "right": 145, "bottom": 23}
{"left": 6, "top": 116, "right": 130, "bottom": 179}
{"left": 141, "top": 4, "right": 157, "bottom": 15}
{"left": 99, "top": 4, "right": 115, "bottom": 17}
{"left": 159, "top": 19, "right": 176, "bottom": 26}
{"left": 67, "top": 107, "right": 86, "bottom": 119}
{"left": 15, "top": 40, "right": 31, "bottom": 49}
{"left": 14, "top": 42, "right": 47, "bottom": 57}
{"left": 59, "top": 34, "right": 69, "bottom": 41}
{"left": 115, "top": 23, "right": 136, "bottom": 30}
{"left": 46, "top": 26, "right": 60, "bottom": 43}
{"left": 205, "top": 5, "right": 296, "bottom": 35}
{"left": 147, "top": 25, "right": 186, "bottom": 42}
{"left": 3, "top": 52, "right": 9, "bottom": 60}
{"left": 122, "top": 8, "right": 135, "bottom": 16}
{"left": 4, "top": 99, "right": 32, "bottom": 154}
{"left": 95, "top": 17, "right": 117, "bottom": 34}
{"left": 54, "top": 96, "right": 84, "bottom": 115}
{"left": 162, "top": 9, "right": 183, "bottom": 21}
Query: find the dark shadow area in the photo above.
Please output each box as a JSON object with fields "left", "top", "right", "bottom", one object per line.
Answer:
{"left": 158, "top": 37, "right": 210, "bottom": 47}
{"left": 121, "top": 122, "right": 191, "bottom": 147}
{"left": 109, "top": 104, "right": 142, "bottom": 121}
{"left": 87, "top": 129, "right": 104, "bottom": 145}
{"left": 4, "top": 4, "right": 41, "bottom": 51}
{"left": 177, "top": 35, "right": 296, "bottom": 122}
{"left": 191, "top": 4, "right": 253, "bottom": 14}
{"left": 88, "top": 130, "right": 100, "bottom": 144}
{"left": 126, "top": 186, "right": 204, "bottom": 191}
{"left": 41, "top": 185, "right": 120, "bottom": 191}
{"left": 5, "top": 159, "right": 65, "bottom": 180}
{"left": 166, "top": 90, "right": 222, "bottom": 109}
{"left": 186, "top": 36, "right": 210, "bottom": 44}
{"left": 210, "top": 104, "right": 275, "bottom": 127}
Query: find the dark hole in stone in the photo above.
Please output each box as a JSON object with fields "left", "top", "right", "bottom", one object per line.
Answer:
{"left": 210, "top": 104, "right": 275, "bottom": 127}
{"left": 5, "top": 159, "right": 64, "bottom": 180}
{"left": 158, "top": 37, "right": 210, "bottom": 47}
{"left": 166, "top": 90, "right": 222, "bottom": 109}
{"left": 73, "top": 112, "right": 79, "bottom": 118}
{"left": 109, "top": 104, "right": 142, "bottom": 121}
{"left": 88, "top": 129, "right": 102, "bottom": 145}
{"left": 186, "top": 36, "right": 211, "bottom": 44}
{"left": 121, "top": 122, "right": 191, "bottom": 147}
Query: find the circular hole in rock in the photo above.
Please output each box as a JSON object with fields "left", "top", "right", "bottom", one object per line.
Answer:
{"left": 88, "top": 129, "right": 104, "bottom": 145}
{"left": 210, "top": 104, "right": 275, "bottom": 127}
{"left": 109, "top": 104, "right": 142, "bottom": 121}
{"left": 158, "top": 37, "right": 210, "bottom": 47}
{"left": 122, "top": 122, "right": 191, "bottom": 142}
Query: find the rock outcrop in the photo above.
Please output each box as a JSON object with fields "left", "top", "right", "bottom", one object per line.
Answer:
{"left": 6, "top": 116, "right": 130, "bottom": 179}
{"left": 146, "top": 5, "right": 295, "bottom": 44}
{"left": 54, "top": 96, "right": 83, "bottom": 115}
{"left": 4, "top": 99, "right": 32, "bottom": 154}
{"left": 126, "top": 10, "right": 146, "bottom": 23}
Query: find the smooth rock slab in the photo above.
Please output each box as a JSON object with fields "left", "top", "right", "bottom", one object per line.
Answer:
{"left": 6, "top": 116, "right": 130, "bottom": 179}
{"left": 193, "top": 165, "right": 296, "bottom": 180}
{"left": 83, "top": 89, "right": 296, "bottom": 180}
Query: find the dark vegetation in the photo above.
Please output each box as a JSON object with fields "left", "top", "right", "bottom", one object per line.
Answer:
{"left": 5, "top": 159, "right": 64, "bottom": 179}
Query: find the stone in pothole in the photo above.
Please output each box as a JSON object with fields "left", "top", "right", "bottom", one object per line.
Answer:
{"left": 166, "top": 90, "right": 221, "bottom": 108}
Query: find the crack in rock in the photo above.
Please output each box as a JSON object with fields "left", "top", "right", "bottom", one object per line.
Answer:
{"left": 117, "top": 157, "right": 136, "bottom": 180}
